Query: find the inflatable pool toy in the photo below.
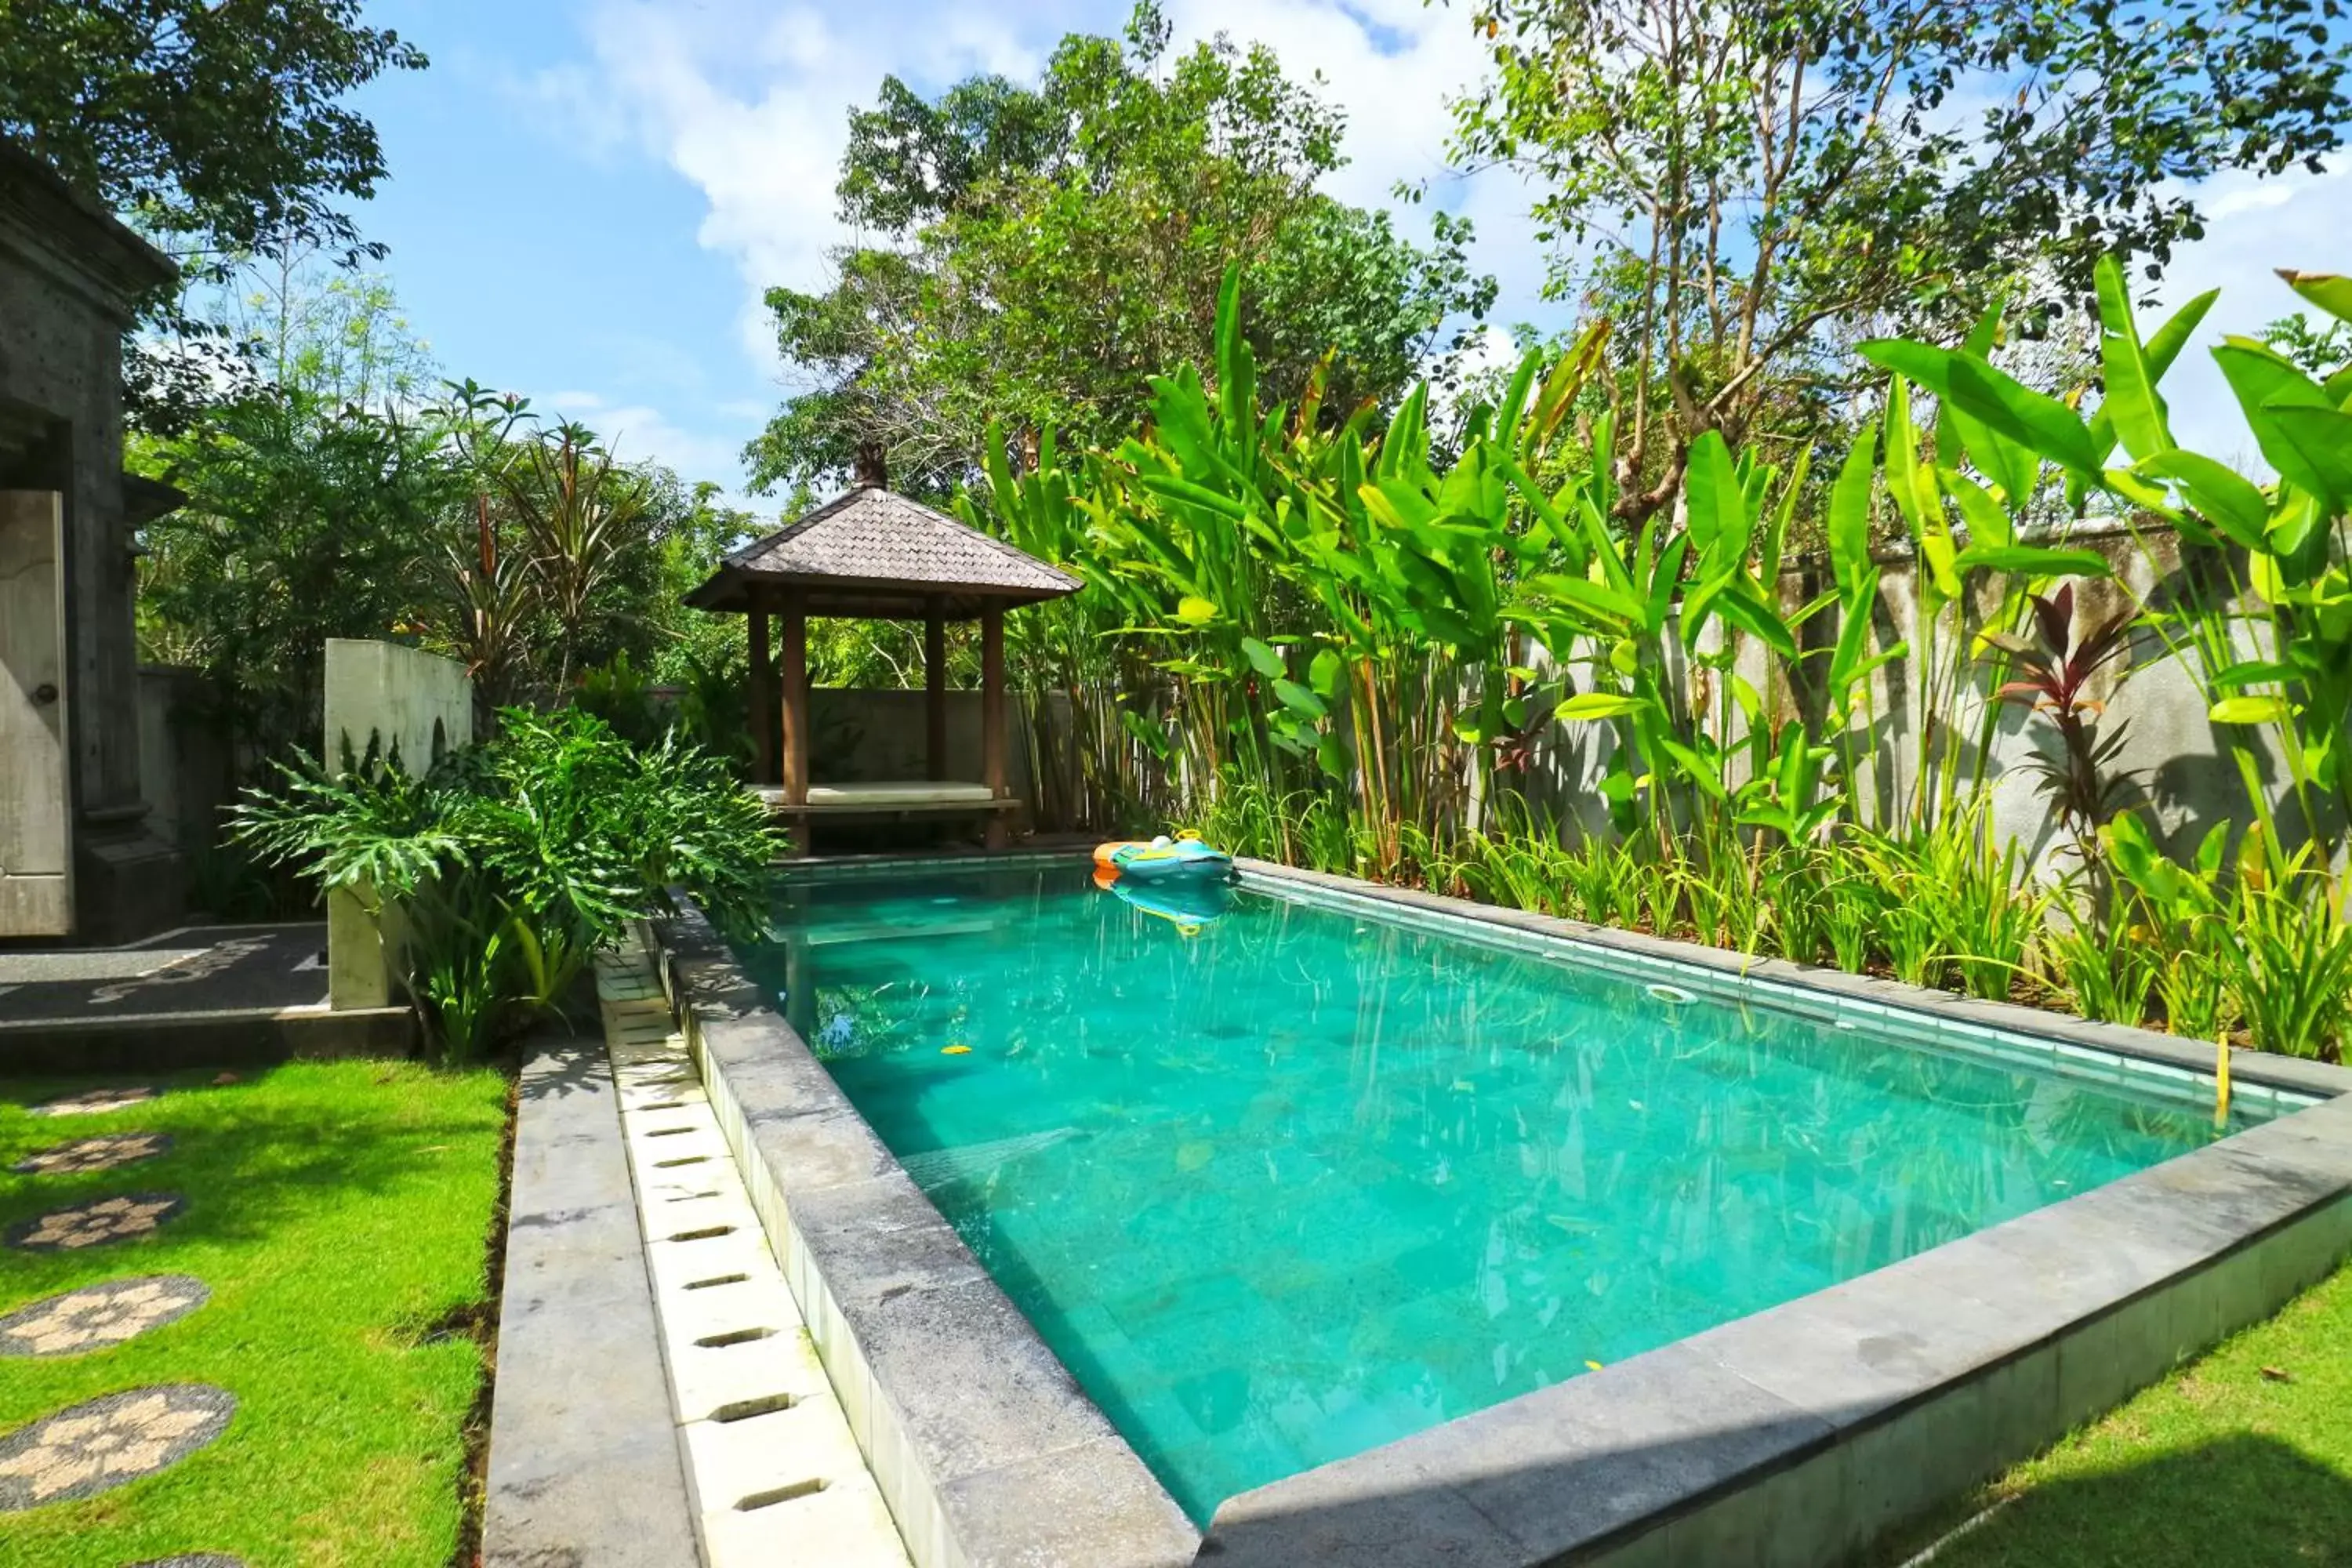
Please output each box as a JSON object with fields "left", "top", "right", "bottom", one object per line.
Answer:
{"left": 1092, "top": 834, "right": 1235, "bottom": 883}
{"left": 1102, "top": 872, "right": 1235, "bottom": 935}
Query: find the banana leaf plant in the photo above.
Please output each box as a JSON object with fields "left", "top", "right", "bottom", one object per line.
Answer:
{"left": 1863, "top": 257, "right": 2352, "bottom": 869}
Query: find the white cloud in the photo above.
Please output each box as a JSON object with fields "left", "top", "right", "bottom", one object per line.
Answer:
{"left": 546, "top": 0, "right": 1559, "bottom": 374}
{"left": 543, "top": 388, "right": 761, "bottom": 507}
{"left": 2148, "top": 156, "right": 2347, "bottom": 470}
{"left": 536, "top": 0, "right": 2337, "bottom": 492}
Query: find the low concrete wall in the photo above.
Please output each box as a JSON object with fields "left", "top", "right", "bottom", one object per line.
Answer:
{"left": 321, "top": 639, "right": 474, "bottom": 1011}
{"left": 656, "top": 878, "right": 1200, "bottom": 1568}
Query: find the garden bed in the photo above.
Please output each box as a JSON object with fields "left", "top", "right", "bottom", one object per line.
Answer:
{"left": 0, "top": 1061, "right": 509, "bottom": 1566}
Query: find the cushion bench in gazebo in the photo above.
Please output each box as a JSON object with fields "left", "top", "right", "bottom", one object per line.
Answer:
{"left": 684, "top": 450, "right": 1080, "bottom": 855}
{"left": 750, "top": 780, "right": 1011, "bottom": 812}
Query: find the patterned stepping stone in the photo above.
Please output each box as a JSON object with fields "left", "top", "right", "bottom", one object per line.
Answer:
{"left": 0, "top": 1385, "right": 235, "bottom": 1510}
{"left": 127, "top": 1557, "right": 245, "bottom": 1567}
{"left": 0, "top": 1276, "right": 209, "bottom": 1357}
{"left": 28, "top": 1087, "right": 158, "bottom": 1118}
{"left": 9, "top": 1133, "right": 173, "bottom": 1177}
{"left": 5, "top": 1194, "right": 185, "bottom": 1252}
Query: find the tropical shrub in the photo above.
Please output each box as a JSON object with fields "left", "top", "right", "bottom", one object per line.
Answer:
{"left": 960, "top": 256, "right": 2352, "bottom": 1058}
{"left": 232, "top": 710, "right": 781, "bottom": 1058}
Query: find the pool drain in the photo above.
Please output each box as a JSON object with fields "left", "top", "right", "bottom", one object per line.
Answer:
{"left": 1646, "top": 982, "right": 1696, "bottom": 1005}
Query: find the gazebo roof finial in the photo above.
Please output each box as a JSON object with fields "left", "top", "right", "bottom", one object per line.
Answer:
{"left": 853, "top": 439, "right": 888, "bottom": 490}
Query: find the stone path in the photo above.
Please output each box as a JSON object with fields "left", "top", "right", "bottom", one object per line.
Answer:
{"left": 595, "top": 941, "right": 913, "bottom": 1568}
{"left": 0, "top": 1385, "right": 235, "bottom": 1510}
{"left": 10, "top": 1131, "right": 172, "bottom": 1174}
{"left": 6, "top": 1192, "right": 186, "bottom": 1250}
{"left": 29, "top": 1085, "right": 158, "bottom": 1117}
{"left": 0, "top": 1276, "right": 209, "bottom": 1356}
{"left": 2, "top": 1080, "right": 236, "bottom": 1552}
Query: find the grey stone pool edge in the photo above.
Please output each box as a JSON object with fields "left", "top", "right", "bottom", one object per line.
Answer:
{"left": 656, "top": 853, "right": 2352, "bottom": 1568}
{"left": 655, "top": 897, "right": 1203, "bottom": 1568}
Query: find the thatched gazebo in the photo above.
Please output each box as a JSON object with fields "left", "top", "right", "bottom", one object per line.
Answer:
{"left": 684, "top": 456, "right": 1080, "bottom": 851}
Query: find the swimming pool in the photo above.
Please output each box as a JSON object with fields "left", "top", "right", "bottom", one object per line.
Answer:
{"left": 731, "top": 859, "right": 2278, "bottom": 1526}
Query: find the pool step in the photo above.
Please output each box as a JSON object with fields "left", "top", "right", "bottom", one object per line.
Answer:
{"left": 596, "top": 945, "right": 913, "bottom": 1568}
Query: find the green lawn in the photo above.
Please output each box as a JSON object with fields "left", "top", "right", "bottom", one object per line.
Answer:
{"left": 1877, "top": 1257, "right": 2352, "bottom": 1567}
{"left": 0, "top": 1061, "right": 508, "bottom": 1568}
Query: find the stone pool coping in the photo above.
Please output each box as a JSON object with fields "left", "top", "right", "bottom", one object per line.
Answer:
{"left": 656, "top": 895, "right": 1201, "bottom": 1568}
{"left": 1237, "top": 858, "right": 2352, "bottom": 1104}
{"left": 662, "top": 852, "right": 2352, "bottom": 1568}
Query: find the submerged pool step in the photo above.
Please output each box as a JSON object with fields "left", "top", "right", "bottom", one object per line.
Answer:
{"left": 598, "top": 942, "right": 912, "bottom": 1568}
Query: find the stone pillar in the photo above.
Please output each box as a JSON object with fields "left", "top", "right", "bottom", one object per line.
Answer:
{"left": 747, "top": 590, "right": 775, "bottom": 785}
{"left": 0, "top": 142, "right": 186, "bottom": 940}
{"left": 781, "top": 595, "right": 809, "bottom": 808}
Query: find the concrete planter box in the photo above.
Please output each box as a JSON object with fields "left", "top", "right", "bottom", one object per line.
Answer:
{"left": 656, "top": 853, "right": 2352, "bottom": 1568}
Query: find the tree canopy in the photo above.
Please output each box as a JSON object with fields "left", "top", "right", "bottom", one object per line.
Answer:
{"left": 1451, "top": 0, "right": 2352, "bottom": 517}
{"left": 0, "top": 0, "right": 423, "bottom": 267}
{"left": 746, "top": 2, "right": 1495, "bottom": 497}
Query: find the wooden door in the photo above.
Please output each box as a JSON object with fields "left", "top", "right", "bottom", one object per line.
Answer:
{"left": 0, "top": 491, "right": 71, "bottom": 936}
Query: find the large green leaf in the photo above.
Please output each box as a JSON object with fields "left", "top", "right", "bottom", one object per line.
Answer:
{"left": 1860, "top": 340, "right": 2103, "bottom": 476}
{"left": 2211, "top": 695, "right": 2292, "bottom": 724}
{"left": 1559, "top": 692, "right": 1647, "bottom": 720}
{"left": 1827, "top": 426, "right": 1877, "bottom": 599}
{"left": 1527, "top": 572, "right": 1644, "bottom": 630}
{"left": 1272, "top": 678, "right": 1327, "bottom": 719}
{"left": 1951, "top": 544, "right": 2112, "bottom": 579}
{"left": 1940, "top": 467, "right": 2013, "bottom": 550}
{"left": 2212, "top": 338, "right": 2337, "bottom": 497}
{"left": 2133, "top": 450, "right": 2271, "bottom": 551}
{"left": 2263, "top": 405, "right": 2352, "bottom": 499}
{"left": 2280, "top": 270, "right": 2352, "bottom": 327}
{"left": 1682, "top": 430, "right": 1749, "bottom": 560}
{"left": 2095, "top": 255, "right": 2172, "bottom": 463}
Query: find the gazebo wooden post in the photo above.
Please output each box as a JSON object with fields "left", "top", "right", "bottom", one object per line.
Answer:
{"left": 981, "top": 602, "right": 1007, "bottom": 850}
{"left": 746, "top": 588, "right": 775, "bottom": 785}
{"left": 924, "top": 598, "right": 947, "bottom": 782}
{"left": 780, "top": 591, "right": 811, "bottom": 853}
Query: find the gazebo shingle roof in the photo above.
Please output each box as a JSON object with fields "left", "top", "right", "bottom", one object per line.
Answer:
{"left": 684, "top": 485, "right": 1080, "bottom": 619}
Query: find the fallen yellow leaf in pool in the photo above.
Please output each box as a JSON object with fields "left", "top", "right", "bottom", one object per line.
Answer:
{"left": 1585, "top": 1359, "right": 1604, "bottom": 1371}
{"left": 942, "top": 1044, "right": 972, "bottom": 1055}
{"left": 1177, "top": 1142, "right": 1214, "bottom": 1172}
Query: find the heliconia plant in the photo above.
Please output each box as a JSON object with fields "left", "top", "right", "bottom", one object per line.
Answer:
{"left": 960, "top": 258, "right": 2350, "bottom": 1059}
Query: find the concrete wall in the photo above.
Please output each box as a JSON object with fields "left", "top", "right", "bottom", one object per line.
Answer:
{"left": 135, "top": 666, "right": 231, "bottom": 855}
{"left": 0, "top": 140, "right": 184, "bottom": 941}
{"left": 321, "top": 640, "right": 474, "bottom": 1009}
{"left": 1513, "top": 522, "right": 2310, "bottom": 868}
{"left": 322, "top": 637, "right": 474, "bottom": 775}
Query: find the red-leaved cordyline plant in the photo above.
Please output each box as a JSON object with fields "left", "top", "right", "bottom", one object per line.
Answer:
{"left": 1986, "top": 584, "right": 2143, "bottom": 865}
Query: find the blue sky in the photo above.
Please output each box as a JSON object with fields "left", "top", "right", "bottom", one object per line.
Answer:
{"left": 341, "top": 0, "right": 2345, "bottom": 512}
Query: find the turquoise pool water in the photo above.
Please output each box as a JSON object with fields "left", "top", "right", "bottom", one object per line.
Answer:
{"left": 735, "top": 862, "right": 2261, "bottom": 1523}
